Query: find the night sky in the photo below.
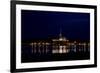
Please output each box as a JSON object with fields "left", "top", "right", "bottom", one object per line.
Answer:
{"left": 21, "top": 10, "right": 90, "bottom": 41}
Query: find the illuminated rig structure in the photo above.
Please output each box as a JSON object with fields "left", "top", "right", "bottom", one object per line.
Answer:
{"left": 28, "top": 30, "right": 90, "bottom": 55}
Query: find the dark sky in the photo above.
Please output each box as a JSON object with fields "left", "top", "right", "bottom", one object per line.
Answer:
{"left": 21, "top": 10, "right": 90, "bottom": 41}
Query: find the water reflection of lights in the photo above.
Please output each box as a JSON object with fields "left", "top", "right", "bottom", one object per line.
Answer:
{"left": 25, "top": 30, "right": 90, "bottom": 54}
{"left": 28, "top": 41, "right": 90, "bottom": 54}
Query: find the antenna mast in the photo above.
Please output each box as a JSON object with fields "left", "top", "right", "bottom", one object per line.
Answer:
{"left": 59, "top": 25, "right": 62, "bottom": 38}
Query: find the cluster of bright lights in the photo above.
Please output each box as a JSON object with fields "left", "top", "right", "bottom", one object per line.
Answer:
{"left": 25, "top": 29, "right": 90, "bottom": 54}
{"left": 29, "top": 41, "right": 90, "bottom": 54}
{"left": 30, "top": 42, "right": 50, "bottom": 53}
